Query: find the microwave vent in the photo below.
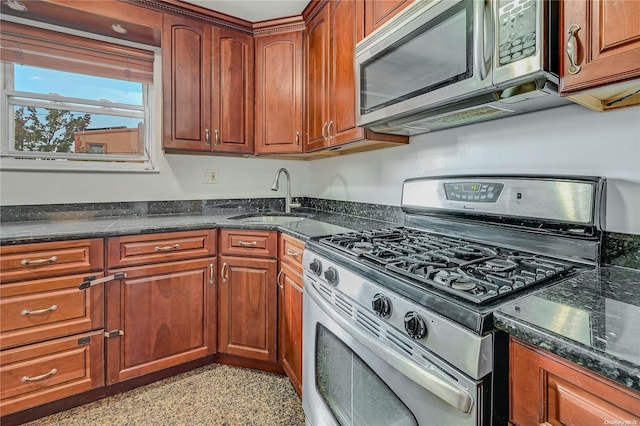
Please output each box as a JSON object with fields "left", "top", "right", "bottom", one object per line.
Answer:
{"left": 397, "top": 105, "right": 515, "bottom": 133}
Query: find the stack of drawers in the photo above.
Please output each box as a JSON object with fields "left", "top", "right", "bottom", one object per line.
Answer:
{"left": 0, "top": 239, "right": 105, "bottom": 416}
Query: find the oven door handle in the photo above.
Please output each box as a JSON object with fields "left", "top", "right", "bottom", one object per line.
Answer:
{"left": 306, "top": 281, "right": 474, "bottom": 414}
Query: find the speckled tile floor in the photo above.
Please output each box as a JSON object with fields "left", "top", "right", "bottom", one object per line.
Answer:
{"left": 24, "top": 364, "right": 306, "bottom": 426}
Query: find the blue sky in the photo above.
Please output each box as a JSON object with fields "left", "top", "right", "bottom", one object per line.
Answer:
{"left": 14, "top": 65, "right": 143, "bottom": 129}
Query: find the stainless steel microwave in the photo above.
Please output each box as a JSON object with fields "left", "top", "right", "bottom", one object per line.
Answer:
{"left": 355, "top": 0, "right": 568, "bottom": 135}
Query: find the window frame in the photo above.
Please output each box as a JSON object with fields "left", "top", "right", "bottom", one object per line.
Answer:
{"left": 0, "top": 16, "right": 160, "bottom": 173}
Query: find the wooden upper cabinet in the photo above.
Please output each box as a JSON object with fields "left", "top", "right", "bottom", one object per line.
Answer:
{"left": 330, "top": 0, "right": 364, "bottom": 146}
{"left": 163, "top": 14, "right": 254, "bottom": 153}
{"left": 254, "top": 31, "right": 304, "bottom": 154}
{"left": 364, "top": 0, "right": 413, "bottom": 37}
{"left": 560, "top": 0, "right": 640, "bottom": 101}
{"left": 163, "top": 14, "right": 211, "bottom": 151}
{"left": 212, "top": 27, "right": 254, "bottom": 154}
{"left": 305, "top": 6, "right": 331, "bottom": 152}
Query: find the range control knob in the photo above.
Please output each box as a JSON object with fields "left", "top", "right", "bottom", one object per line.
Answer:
{"left": 309, "top": 259, "right": 323, "bottom": 276}
{"left": 371, "top": 293, "right": 392, "bottom": 318}
{"left": 323, "top": 267, "right": 339, "bottom": 286}
{"left": 404, "top": 312, "right": 428, "bottom": 340}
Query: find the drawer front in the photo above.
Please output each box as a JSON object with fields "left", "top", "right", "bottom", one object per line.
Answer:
{"left": 279, "top": 234, "right": 304, "bottom": 272}
{"left": 0, "top": 239, "right": 104, "bottom": 284}
{"left": 0, "top": 273, "right": 104, "bottom": 350}
{"left": 0, "top": 330, "right": 104, "bottom": 416}
{"left": 219, "top": 229, "right": 277, "bottom": 258}
{"left": 108, "top": 230, "right": 216, "bottom": 268}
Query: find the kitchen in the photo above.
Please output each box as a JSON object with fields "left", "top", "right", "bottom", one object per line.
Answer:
{"left": 1, "top": 0, "right": 639, "bottom": 425}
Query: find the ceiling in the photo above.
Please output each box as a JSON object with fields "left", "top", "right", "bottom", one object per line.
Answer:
{"left": 180, "top": 0, "right": 311, "bottom": 22}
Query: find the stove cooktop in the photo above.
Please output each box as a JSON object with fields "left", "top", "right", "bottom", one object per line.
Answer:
{"left": 317, "top": 227, "right": 577, "bottom": 304}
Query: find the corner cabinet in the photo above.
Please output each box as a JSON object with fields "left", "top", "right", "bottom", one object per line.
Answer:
{"left": 104, "top": 231, "right": 217, "bottom": 384}
{"left": 560, "top": 0, "right": 640, "bottom": 111}
{"left": 163, "top": 14, "right": 254, "bottom": 153}
{"left": 509, "top": 337, "right": 640, "bottom": 425}
{"left": 218, "top": 230, "right": 278, "bottom": 362}
{"left": 304, "top": 0, "right": 409, "bottom": 154}
{"left": 254, "top": 31, "right": 304, "bottom": 154}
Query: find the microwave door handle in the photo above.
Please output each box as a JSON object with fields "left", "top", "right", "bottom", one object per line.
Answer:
{"left": 474, "top": 0, "right": 490, "bottom": 81}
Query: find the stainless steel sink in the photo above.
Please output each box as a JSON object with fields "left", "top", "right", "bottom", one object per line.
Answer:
{"left": 242, "top": 215, "right": 306, "bottom": 224}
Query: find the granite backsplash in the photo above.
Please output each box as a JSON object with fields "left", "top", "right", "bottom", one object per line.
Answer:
{"left": 1, "top": 198, "right": 637, "bottom": 270}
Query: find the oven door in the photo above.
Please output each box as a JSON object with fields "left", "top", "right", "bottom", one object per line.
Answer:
{"left": 302, "top": 277, "right": 483, "bottom": 426}
{"left": 355, "top": 0, "right": 493, "bottom": 128}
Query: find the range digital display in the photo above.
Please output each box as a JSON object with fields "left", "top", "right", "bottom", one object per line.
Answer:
{"left": 444, "top": 182, "right": 504, "bottom": 202}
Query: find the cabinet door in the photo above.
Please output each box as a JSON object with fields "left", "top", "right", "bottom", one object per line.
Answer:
{"left": 218, "top": 255, "right": 277, "bottom": 361}
{"left": 510, "top": 338, "right": 640, "bottom": 425}
{"left": 560, "top": 1, "right": 640, "bottom": 95}
{"left": 105, "top": 258, "right": 216, "bottom": 384}
{"left": 278, "top": 262, "right": 303, "bottom": 396}
{"left": 212, "top": 27, "right": 254, "bottom": 154}
{"left": 162, "top": 14, "right": 212, "bottom": 151}
{"left": 329, "top": 0, "right": 365, "bottom": 146}
{"left": 254, "top": 32, "right": 304, "bottom": 154}
{"left": 305, "top": 5, "right": 331, "bottom": 152}
{"left": 364, "top": 0, "right": 413, "bottom": 37}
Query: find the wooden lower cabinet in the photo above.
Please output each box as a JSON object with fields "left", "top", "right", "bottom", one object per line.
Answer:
{"left": 105, "top": 258, "right": 217, "bottom": 384}
{"left": 509, "top": 337, "right": 640, "bottom": 425}
{"left": 218, "top": 255, "right": 278, "bottom": 362}
{"left": 0, "top": 330, "right": 104, "bottom": 416}
{"left": 278, "top": 262, "right": 303, "bottom": 396}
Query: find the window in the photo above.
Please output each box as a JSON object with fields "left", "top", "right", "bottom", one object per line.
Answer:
{"left": 0, "top": 19, "right": 158, "bottom": 171}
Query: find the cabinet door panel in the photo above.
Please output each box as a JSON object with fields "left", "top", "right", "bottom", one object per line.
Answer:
{"left": 279, "top": 262, "right": 303, "bottom": 396}
{"left": 509, "top": 337, "right": 640, "bottom": 425}
{"left": 218, "top": 255, "right": 277, "bottom": 361}
{"left": 330, "top": 0, "right": 365, "bottom": 146}
{"left": 255, "top": 32, "right": 304, "bottom": 154}
{"left": 106, "top": 258, "right": 216, "bottom": 384}
{"left": 305, "top": 6, "right": 330, "bottom": 152}
{"left": 213, "top": 27, "right": 254, "bottom": 153}
{"left": 364, "top": 0, "right": 413, "bottom": 36}
{"left": 561, "top": 1, "right": 640, "bottom": 94}
{"left": 163, "top": 15, "right": 211, "bottom": 150}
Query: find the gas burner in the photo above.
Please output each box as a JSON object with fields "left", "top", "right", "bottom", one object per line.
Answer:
{"left": 350, "top": 241, "right": 374, "bottom": 254}
{"left": 476, "top": 258, "right": 518, "bottom": 273}
{"left": 451, "top": 278, "right": 477, "bottom": 291}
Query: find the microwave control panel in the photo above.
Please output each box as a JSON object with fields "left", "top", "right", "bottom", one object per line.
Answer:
{"left": 498, "top": 0, "right": 537, "bottom": 66}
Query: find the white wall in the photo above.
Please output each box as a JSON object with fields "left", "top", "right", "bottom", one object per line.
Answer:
{"left": 307, "top": 104, "right": 640, "bottom": 234}
{"left": 1, "top": 103, "right": 639, "bottom": 234}
{"left": 0, "top": 154, "right": 309, "bottom": 205}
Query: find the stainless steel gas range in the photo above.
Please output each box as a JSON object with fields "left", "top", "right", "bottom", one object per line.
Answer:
{"left": 302, "top": 175, "right": 606, "bottom": 426}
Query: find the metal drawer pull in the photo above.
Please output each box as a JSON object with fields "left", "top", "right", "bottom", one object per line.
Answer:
{"left": 238, "top": 240, "right": 257, "bottom": 246}
{"left": 221, "top": 262, "right": 229, "bottom": 282}
{"left": 21, "top": 305, "right": 58, "bottom": 316}
{"left": 154, "top": 244, "right": 180, "bottom": 252}
{"left": 276, "top": 269, "right": 284, "bottom": 289}
{"left": 209, "top": 263, "right": 215, "bottom": 284}
{"left": 295, "top": 131, "right": 300, "bottom": 146}
{"left": 205, "top": 128, "right": 210, "bottom": 144}
{"left": 286, "top": 249, "right": 299, "bottom": 258}
{"left": 567, "top": 24, "right": 582, "bottom": 75}
{"left": 214, "top": 129, "right": 220, "bottom": 146}
{"left": 21, "top": 256, "right": 57, "bottom": 266}
{"left": 22, "top": 368, "right": 58, "bottom": 383}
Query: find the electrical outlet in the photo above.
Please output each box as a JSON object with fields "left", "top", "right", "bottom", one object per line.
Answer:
{"left": 202, "top": 169, "right": 218, "bottom": 184}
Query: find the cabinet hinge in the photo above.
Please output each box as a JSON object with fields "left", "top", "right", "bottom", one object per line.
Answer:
{"left": 104, "top": 330, "right": 124, "bottom": 338}
{"left": 77, "top": 336, "right": 91, "bottom": 346}
{"left": 79, "top": 272, "right": 127, "bottom": 290}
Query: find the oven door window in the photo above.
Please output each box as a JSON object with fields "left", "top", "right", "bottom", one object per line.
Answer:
{"left": 360, "top": 1, "right": 473, "bottom": 114}
{"left": 315, "top": 325, "right": 417, "bottom": 426}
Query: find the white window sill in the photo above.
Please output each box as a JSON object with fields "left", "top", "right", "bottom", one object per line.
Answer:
{"left": 0, "top": 157, "right": 159, "bottom": 173}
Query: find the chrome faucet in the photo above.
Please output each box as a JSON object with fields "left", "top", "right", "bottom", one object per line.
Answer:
{"left": 271, "top": 168, "right": 301, "bottom": 213}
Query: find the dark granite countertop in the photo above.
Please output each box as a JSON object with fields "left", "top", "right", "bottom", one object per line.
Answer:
{"left": 495, "top": 266, "right": 640, "bottom": 392}
{"left": 0, "top": 207, "right": 391, "bottom": 245}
